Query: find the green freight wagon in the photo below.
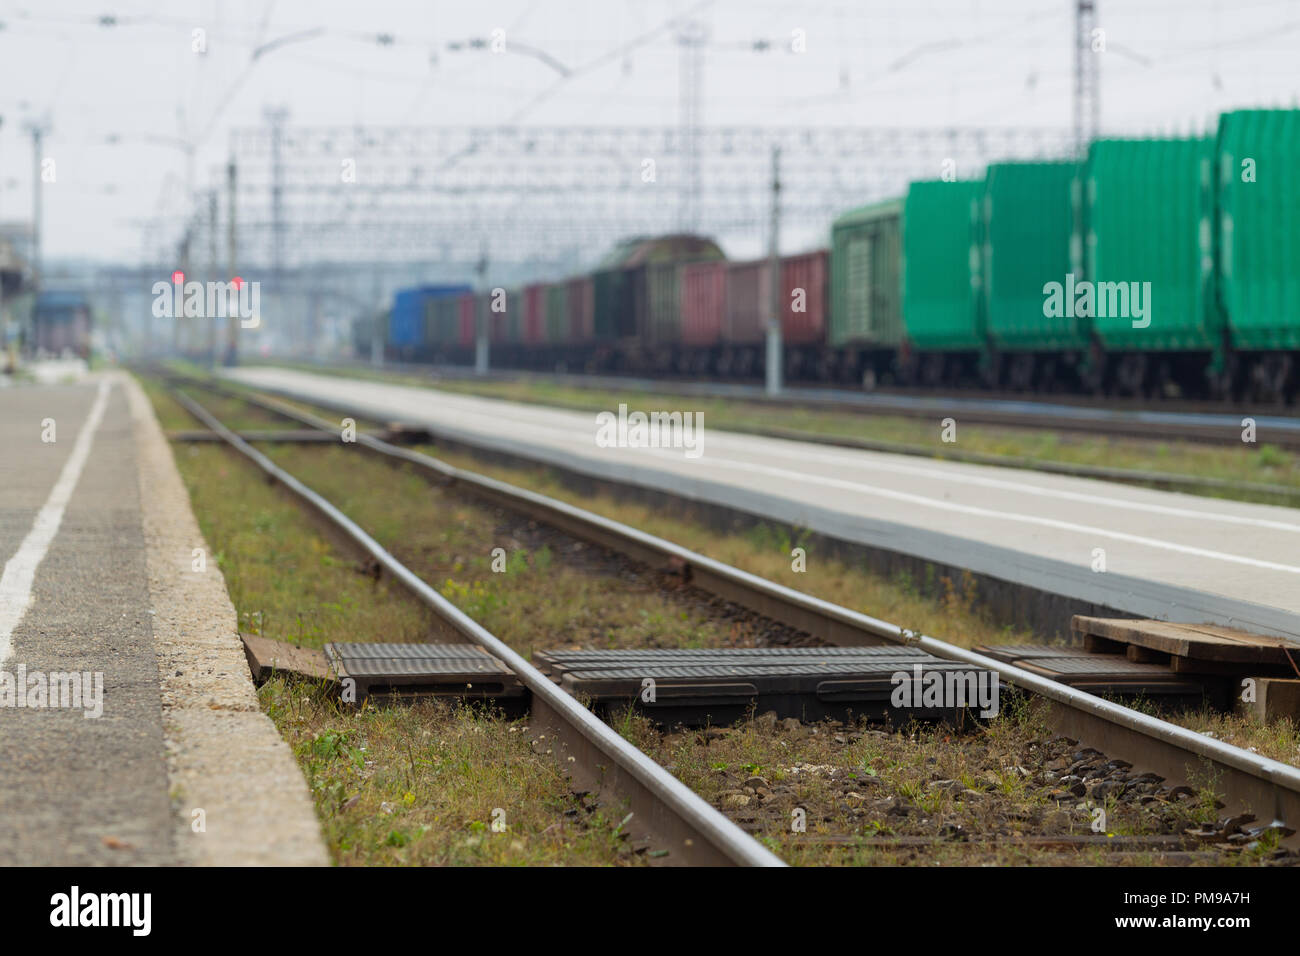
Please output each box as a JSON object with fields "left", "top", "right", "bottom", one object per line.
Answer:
{"left": 504, "top": 287, "right": 523, "bottom": 344}
{"left": 645, "top": 261, "right": 682, "bottom": 347}
{"left": 1216, "top": 109, "right": 1300, "bottom": 352}
{"left": 1083, "top": 137, "right": 1216, "bottom": 353}
{"left": 828, "top": 198, "right": 903, "bottom": 384}
{"left": 545, "top": 283, "right": 567, "bottom": 343}
{"left": 901, "top": 180, "right": 984, "bottom": 351}
{"left": 828, "top": 198, "right": 904, "bottom": 348}
{"left": 421, "top": 296, "right": 438, "bottom": 347}
{"left": 592, "top": 267, "right": 637, "bottom": 340}
{"left": 427, "top": 293, "right": 462, "bottom": 351}
{"left": 982, "top": 161, "right": 1081, "bottom": 352}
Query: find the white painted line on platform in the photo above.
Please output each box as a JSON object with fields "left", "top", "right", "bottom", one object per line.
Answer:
{"left": 407, "top": 384, "right": 1300, "bottom": 534}
{"left": 694, "top": 454, "right": 1300, "bottom": 575}
{"left": 0, "top": 380, "right": 111, "bottom": 665}
{"left": 226, "top": 368, "right": 1300, "bottom": 577}
{"left": 706, "top": 432, "right": 1300, "bottom": 534}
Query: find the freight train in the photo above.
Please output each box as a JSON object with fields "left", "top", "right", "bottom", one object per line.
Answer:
{"left": 381, "top": 108, "right": 1300, "bottom": 402}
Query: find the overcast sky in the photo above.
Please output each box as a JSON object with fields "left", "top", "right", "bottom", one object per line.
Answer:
{"left": 1, "top": 0, "right": 1298, "bottom": 263}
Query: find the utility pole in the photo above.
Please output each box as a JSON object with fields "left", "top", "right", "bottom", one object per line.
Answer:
{"left": 207, "top": 189, "right": 218, "bottom": 369}
{"left": 265, "top": 106, "right": 289, "bottom": 350}
{"left": 674, "top": 20, "right": 708, "bottom": 233}
{"left": 28, "top": 122, "right": 44, "bottom": 309}
{"left": 1074, "top": 0, "right": 1100, "bottom": 157}
{"left": 175, "top": 227, "right": 192, "bottom": 356}
{"left": 225, "top": 158, "right": 238, "bottom": 366}
{"left": 764, "top": 145, "right": 782, "bottom": 396}
{"left": 0, "top": 115, "right": 6, "bottom": 357}
{"left": 22, "top": 119, "right": 49, "bottom": 358}
{"left": 369, "top": 267, "right": 382, "bottom": 367}
{"left": 474, "top": 238, "right": 489, "bottom": 375}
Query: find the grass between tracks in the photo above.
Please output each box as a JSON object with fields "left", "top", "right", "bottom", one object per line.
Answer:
{"left": 143, "top": 379, "right": 643, "bottom": 866}
{"left": 219, "top": 369, "right": 1300, "bottom": 770}
{"left": 142, "top": 376, "right": 1300, "bottom": 865}
{"left": 615, "top": 701, "right": 1292, "bottom": 866}
{"left": 170, "top": 388, "right": 289, "bottom": 432}
{"left": 412, "top": 439, "right": 1300, "bottom": 770}
{"left": 263, "top": 360, "right": 1300, "bottom": 505}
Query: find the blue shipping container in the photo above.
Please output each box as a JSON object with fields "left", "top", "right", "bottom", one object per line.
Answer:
{"left": 389, "top": 285, "right": 471, "bottom": 348}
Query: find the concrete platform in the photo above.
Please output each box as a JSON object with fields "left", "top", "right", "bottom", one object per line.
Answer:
{"left": 227, "top": 366, "right": 1300, "bottom": 643}
{"left": 0, "top": 372, "right": 326, "bottom": 865}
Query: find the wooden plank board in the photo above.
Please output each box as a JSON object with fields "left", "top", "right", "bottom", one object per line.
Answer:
{"left": 1072, "top": 615, "right": 1300, "bottom": 664}
{"left": 972, "top": 644, "right": 1093, "bottom": 663}
{"left": 1125, "top": 644, "right": 1169, "bottom": 664}
{"left": 1169, "top": 655, "right": 1297, "bottom": 676}
{"left": 241, "top": 634, "right": 331, "bottom": 683}
{"left": 1011, "top": 655, "right": 1215, "bottom": 697}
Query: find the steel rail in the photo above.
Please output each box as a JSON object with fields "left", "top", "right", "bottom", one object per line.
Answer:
{"left": 169, "top": 387, "right": 784, "bottom": 868}
{"left": 197, "top": 375, "right": 1300, "bottom": 842}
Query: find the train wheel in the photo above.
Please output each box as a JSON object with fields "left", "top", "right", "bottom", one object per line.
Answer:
{"left": 1208, "top": 366, "right": 1234, "bottom": 402}
{"left": 1250, "top": 354, "right": 1292, "bottom": 405}
{"left": 1008, "top": 353, "right": 1035, "bottom": 392}
{"left": 979, "top": 350, "right": 1001, "bottom": 389}
{"left": 1115, "top": 353, "right": 1146, "bottom": 397}
{"left": 920, "top": 354, "right": 945, "bottom": 388}
{"left": 1085, "top": 354, "right": 1106, "bottom": 396}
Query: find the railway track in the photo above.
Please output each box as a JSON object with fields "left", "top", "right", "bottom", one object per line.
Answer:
{"left": 160, "top": 372, "right": 1300, "bottom": 861}
{"left": 166, "top": 383, "right": 780, "bottom": 867}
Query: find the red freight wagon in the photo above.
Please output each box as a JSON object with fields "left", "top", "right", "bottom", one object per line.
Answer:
{"left": 724, "top": 259, "right": 766, "bottom": 343}
{"left": 523, "top": 283, "right": 547, "bottom": 344}
{"left": 681, "top": 260, "right": 727, "bottom": 346}
{"left": 566, "top": 275, "right": 594, "bottom": 344}
{"left": 780, "top": 250, "right": 829, "bottom": 345}
{"left": 458, "top": 292, "right": 476, "bottom": 348}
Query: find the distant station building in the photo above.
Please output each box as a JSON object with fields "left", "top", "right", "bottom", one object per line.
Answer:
{"left": 32, "top": 290, "right": 92, "bottom": 359}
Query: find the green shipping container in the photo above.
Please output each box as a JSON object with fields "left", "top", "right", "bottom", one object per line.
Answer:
{"left": 1083, "top": 137, "right": 1216, "bottom": 352}
{"left": 592, "top": 267, "right": 636, "bottom": 340}
{"left": 421, "top": 297, "right": 437, "bottom": 347}
{"left": 646, "top": 262, "right": 681, "bottom": 346}
{"left": 983, "top": 161, "right": 1082, "bottom": 351}
{"left": 901, "top": 180, "right": 983, "bottom": 351}
{"left": 1216, "top": 109, "right": 1300, "bottom": 350}
{"left": 828, "top": 198, "right": 904, "bottom": 348}
{"left": 545, "top": 283, "right": 567, "bottom": 343}
{"left": 428, "top": 294, "right": 461, "bottom": 347}
{"left": 505, "top": 287, "right": 523, "bottom": 343}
